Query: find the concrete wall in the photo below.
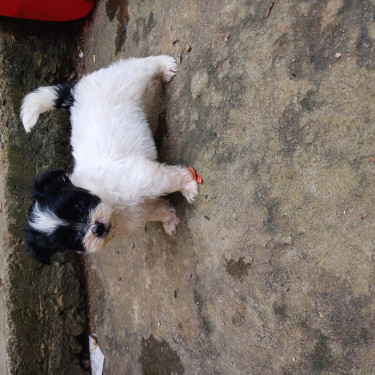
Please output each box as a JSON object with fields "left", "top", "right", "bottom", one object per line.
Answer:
{"left": 0, "top": 169, "right": 9, "bottom": 375}
{"left": 0, "top": 18, "right": 88, "bottom": 375}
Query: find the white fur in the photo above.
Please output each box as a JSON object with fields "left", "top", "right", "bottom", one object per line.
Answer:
{"left": 22, "top": 56, "right": 199, "bottom": 241}
{"left": 29, "top": 201, "right": 68, "bottom": 235}
{"left": 21, "top": 87, "right": 57, "bottom": 132}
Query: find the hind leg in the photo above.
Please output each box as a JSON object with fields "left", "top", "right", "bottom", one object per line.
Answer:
{"left": 105, "top": 55, "right": 177, "bottom": 102}
{"left": 136, "top": 55, "right": 177, "bottom": 82}
{"left": 146, "top": 199, "right": 180, "bottom": 235}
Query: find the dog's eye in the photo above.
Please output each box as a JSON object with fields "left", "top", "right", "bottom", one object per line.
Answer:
{"left": 74, "top": 200, "right": 84, "bottom": 212}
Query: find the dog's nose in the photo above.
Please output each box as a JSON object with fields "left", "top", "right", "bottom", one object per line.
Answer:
{"left": 92, "top": 222, "right": 109, "bottom": 237}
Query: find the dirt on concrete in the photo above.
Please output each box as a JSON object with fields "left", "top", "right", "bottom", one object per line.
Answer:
{"left": 2, "top": 0, "right": 375, "bottom": 374}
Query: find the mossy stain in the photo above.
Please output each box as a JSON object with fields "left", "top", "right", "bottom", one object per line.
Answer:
{"left": 106, "top": 0, "right": 129, "bottom": 54}
{"left": 138, "top": 334, "right": 184, "bottom": 375}
{"left": 225, "top": 257, "right": 252, "bottom": 282}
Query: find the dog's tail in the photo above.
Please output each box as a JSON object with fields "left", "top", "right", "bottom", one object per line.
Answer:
{"left": 21, "top": 82, "right": 76, "bottom": 132}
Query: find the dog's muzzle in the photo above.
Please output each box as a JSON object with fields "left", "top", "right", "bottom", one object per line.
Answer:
{"left": 92, "top": 221, "right": 111, "bottom": 237}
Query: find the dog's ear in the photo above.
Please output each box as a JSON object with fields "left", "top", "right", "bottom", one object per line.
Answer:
{"left": 29, "top": 245, "right": 52, "bottom": 265}
{"left": 24, "top": 227, "right": 52, "bottom": 265}
{"left": 30, "top": 169, "right": 70, "bottom": 200}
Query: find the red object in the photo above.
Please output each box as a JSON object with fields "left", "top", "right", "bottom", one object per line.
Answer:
{"left": 188, "top": 166, "right": 203, "bottom": 184}
{"left": 0, "top": 0, "right": 94, "bottom": 21}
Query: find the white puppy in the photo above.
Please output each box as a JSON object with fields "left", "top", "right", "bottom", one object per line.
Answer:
{"left": 21, "top": 56, "right": 200, "bottom": 264}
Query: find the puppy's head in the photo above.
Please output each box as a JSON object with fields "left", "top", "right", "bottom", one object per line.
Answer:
{"left": 25, "top": 170, "right": 113, "bottom": 264}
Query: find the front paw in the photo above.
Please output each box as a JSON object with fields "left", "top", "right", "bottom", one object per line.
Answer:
{"left": 181, "top": 179, "right": 198, "bottom": 204}
{"left": 163, "top": 208, "right": 180, "bottom": 235}
{"left": 162, "top": 56, "right": 178, "bottom": 82}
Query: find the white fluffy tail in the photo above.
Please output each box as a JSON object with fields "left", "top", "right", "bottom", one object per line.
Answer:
{"left": 21, "top": 82, "right": 76, "bottom": 132}
{"left": 21, "top": 86, "right": 58, "bottom": 132}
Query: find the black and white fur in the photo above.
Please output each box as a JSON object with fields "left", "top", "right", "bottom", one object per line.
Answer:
{"left": 22, "top": 56, "right": 199, "bottom": 264}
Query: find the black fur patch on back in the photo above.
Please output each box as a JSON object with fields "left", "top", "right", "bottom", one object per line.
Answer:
{"left": 53, "top": 82, "right": 76, "bottom": 109}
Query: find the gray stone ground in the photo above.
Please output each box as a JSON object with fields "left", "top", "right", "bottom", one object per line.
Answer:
{"left": 1, "top": 0, "right": 375, "bottom": 374}
{"left": 75, "top": 0, "right": 375, "bottom": 374}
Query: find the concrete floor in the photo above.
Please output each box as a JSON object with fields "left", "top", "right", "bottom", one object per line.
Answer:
{"left": 74, "top": 0, "right": 375, "bottom": 374}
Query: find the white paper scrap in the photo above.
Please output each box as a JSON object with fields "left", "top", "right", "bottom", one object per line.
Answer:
{"left": 89, "top": 335, "right": 105, "bottom": 375}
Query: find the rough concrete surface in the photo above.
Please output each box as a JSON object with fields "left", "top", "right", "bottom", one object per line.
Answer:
{"left": 1, "top": 0, "right": 375, "bottom": 374}
{"left": 75, "top": 0, "right": 375, "bottom": 374}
